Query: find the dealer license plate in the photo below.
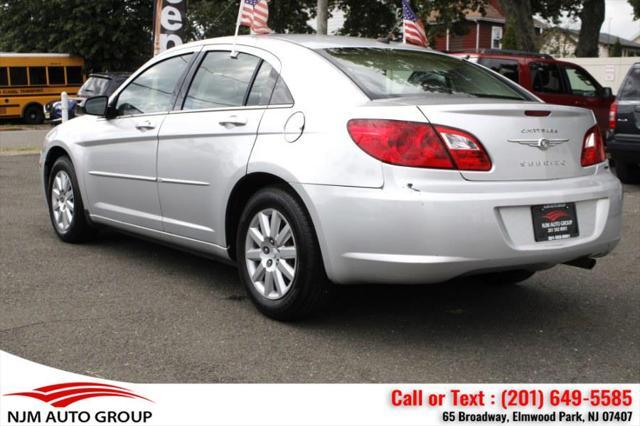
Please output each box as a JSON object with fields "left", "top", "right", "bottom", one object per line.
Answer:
{"left": 531, "top": 203, "right": 579, "bottom": 242}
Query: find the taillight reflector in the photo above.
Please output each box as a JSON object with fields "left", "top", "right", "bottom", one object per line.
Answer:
{"left": 609, "top": 102, "right": 617, "bottom": 130}
{"left": 346, "top": 119, "right": 491, "bottom": 171}
{"left": 581, "top": 126, "right": 606, "bottom": 167}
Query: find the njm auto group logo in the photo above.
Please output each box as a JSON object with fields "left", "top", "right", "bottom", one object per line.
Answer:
{"left": 3, "top": 381, "right": 153, "bottom": 424}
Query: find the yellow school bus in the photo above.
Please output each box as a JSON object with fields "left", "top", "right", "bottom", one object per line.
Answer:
{"left": 0, "top": 53, "right": 85, "bottom": 123}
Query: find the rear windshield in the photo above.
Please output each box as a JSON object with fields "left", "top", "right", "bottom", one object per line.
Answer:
{"left": 78, "top": 76, "right": 110, "bottom": 96}
{"left": 320, "top": 48, "right": 529, "bottom": 101}
{"left": 618, "top": 66, "right": 640, "bottom": 100}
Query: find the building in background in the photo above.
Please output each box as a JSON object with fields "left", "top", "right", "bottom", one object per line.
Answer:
{"left": 426, "top": 0, "right": 545, "bottom": 52}
{"left": 540, "top": 28, "right": 640, "bottom": 58}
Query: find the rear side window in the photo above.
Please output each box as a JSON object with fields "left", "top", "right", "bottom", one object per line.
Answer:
{"left": 48, "top": 67, "right": 65, "bottom": 85}
{"left": 29, "top": 67, "right": 46, "bottom": 85}
{"left": 66, "top": 66, "right": 83, "bottom": 84}
{"left": 529, "top": 63, "right": 563, "bottom": 94}
{"left": 0, "top": 68, "right": 8, "bottom": 86}
{"left": 478, "top": 58, "right": 519, "bottom": 84}
{"left": 184, "top": 52, "right": 260, "bottom": 110}
{"left": 321, "top": 48, "right": 527, "bottom": 100}
{"left": 564, "top": 67, "right": 598, "bottom": 97}
{"left": 618, "top": 67, "right": 640, "bottom": 100}
{"left": 246, "top": 62, "right": 294, "bottom": 106}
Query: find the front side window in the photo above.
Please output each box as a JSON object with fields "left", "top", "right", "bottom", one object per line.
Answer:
{"left": 183, "top": 52, "right": 260, "bottom": 110}
{"left": 478, "top": 58, "right": 519, "bottom": 84}
{"left": 321, "top": 48, "right": 528, "bottom": 100}
{"left": 618, "top": 67, "right": 640, "bottom": 100}
{"left": 529, "top": 63, "right": 563, "bottom": 94}
{"left": 29, "top": 67, "right": 46, "bottom": 85}
{"left": 116, "top": 53, "right": 192, "bottom": 116}
{"left": 564, "top": 67, "right": 598, "bottom": 97}
{"left": 48, "top": 67, "right": 65, "bottom": 85}
{"left": 9, "top": 67, "right": 27, "bottom": 86}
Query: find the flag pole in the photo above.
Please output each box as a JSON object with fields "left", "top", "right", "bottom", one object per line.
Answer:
{"left": 231, "top": 0, "right": 245, "bottom": 58}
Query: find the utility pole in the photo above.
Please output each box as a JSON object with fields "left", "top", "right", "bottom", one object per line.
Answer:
{"left": 317, "top": 0, "right": 328, "bottom": 35}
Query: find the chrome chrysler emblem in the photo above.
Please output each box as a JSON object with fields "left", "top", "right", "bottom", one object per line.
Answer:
{"left": 507, "top": 137, "right": 569, "bottom": 151}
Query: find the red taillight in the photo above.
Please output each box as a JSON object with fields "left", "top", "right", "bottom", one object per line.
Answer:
{"left": 346, "top": 119, "right": 491, "bottom": 171}
{"left": 609, "top": 101, "right": 617, "bottom": 130}
{"left": 581, "top": 126, "right": 606, "bottom": 167}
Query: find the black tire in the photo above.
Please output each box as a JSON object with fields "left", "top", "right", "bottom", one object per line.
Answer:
{"left": 47, "top": 156, "right": 96, "bottom": 243}
{"left": 23, "top": 104, "right": 44, "bottom": 124}
{"left": 614, "top": 159, "right": 640, "bottom": 184}
{"left": 479, "top": 270, "right": 535, "bottom": 285}
{"left": 236, "top": 186, "right": 332, "bottom": 320}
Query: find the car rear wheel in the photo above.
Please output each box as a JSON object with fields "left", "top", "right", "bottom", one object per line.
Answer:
{"left": 23, "top": 104, "right": 44, "bottom": 124}
{"left": 47, "top": 156, "right": 96, "bottom": 243}
{"left": 479, "top": 270, "right": 536, "bottom": 285}
{"left": 613, "top": 159, "right": 640, "bottom": 184}
{"left": 236, "top": 187, "right": 332, "bottom": 320}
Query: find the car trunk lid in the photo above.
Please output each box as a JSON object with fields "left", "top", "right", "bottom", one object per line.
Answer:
{"left": 409, "top": 100, "right": 596, "bottom": 181}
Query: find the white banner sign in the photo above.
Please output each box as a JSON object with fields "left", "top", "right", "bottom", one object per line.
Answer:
{"left": 1, "top": 351, "right": 638, "bottom": 425}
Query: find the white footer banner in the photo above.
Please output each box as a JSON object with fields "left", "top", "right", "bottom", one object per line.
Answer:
{"left": 1, "top": 351, "right": 638, "bottom": 425}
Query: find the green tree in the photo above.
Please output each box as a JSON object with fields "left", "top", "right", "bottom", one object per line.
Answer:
{"left": 0, "top": 0, "right": 154, "bottom": 72}
{"left": 188, "top": 0, "right": 317, "bottom": 39}
{"left": 501, "top": 18, "right": 518, "bottom": 50}
{"left": 609, "top": 37, "right": 623, "bottom": 57}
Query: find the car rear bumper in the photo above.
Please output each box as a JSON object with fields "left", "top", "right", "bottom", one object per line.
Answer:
{"left": 297, "top": 165, "right": 623, "bottom": 284}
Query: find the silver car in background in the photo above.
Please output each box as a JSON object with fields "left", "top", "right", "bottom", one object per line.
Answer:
{"left": 40, "top": 35, "right": 623, "bottom": 320}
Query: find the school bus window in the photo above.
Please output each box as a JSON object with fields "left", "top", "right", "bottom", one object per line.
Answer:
{"left": 48, "top": 66, "right": 65, "bottom": 85}
{"left": 29, "top": 67, "right": 47, "bottom": 85}
{"left": 0, "top": 68, "right": 8, "bottom": 87}
{"left": 66, "top": 66, "right": 83, "bottom": 84}
{"left": 10, "top": 67, "right": 27, "bottom": 86}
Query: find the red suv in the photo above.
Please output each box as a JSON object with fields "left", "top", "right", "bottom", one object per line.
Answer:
{"left": 453, "top": 50, "right": 615, "bottom": 135}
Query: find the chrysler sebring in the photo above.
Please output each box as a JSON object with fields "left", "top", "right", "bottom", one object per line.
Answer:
{"left": 40, "top": 35, "right": 623, "bottom": 319}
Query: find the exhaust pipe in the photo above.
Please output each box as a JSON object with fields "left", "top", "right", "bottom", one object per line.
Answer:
{"left": 564, "top": 257, "right": 597, "bottom": 270}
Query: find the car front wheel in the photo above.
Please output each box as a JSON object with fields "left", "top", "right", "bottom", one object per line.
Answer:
{"left": 236, "top": 187, "right": 331, "bottom": 320}
{"left": 47, "top": 156, "right": 95, "bottom": 242}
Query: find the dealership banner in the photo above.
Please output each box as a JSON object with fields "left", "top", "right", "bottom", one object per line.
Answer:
{"left": 0, "top": 351, "right": 638, "bottom": 425}
{"left": 153, "top": 0, "right": 187, "bottom": 55}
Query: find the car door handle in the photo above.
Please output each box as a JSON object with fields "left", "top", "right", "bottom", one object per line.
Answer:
{"left": 219, "top": 115, "right": 247, "bottom": 128}
{"left": 135, "top": 120, "right": 155, "bottom": 131}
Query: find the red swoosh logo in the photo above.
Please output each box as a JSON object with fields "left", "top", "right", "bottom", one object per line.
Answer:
{"left": 542, "top": 210, "right": 570, "bottom": 222}
{"left": 4, "top": 382, "right": 152, "bottom": 408}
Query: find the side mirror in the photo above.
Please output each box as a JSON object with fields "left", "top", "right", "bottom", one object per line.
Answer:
{"left": 83, "top": 96, "right": 109, "bottom": 117}
{"left": 601, "top": 87, "right": 613, "bottom": 98}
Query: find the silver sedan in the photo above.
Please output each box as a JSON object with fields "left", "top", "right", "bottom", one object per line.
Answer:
{"left": 40, "top": 35, "right": 623, "bottom": 320}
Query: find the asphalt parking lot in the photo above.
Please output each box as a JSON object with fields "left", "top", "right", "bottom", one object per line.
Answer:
{"left": 0, "top": 153, "right": 638, "bottom": 383}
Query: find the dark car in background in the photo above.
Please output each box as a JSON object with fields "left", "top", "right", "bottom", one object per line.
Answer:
{"left": 44, "top": 72, "right": 130, "bottom": 123}
{"left": 608, "top": 63, "right": 640, "bottom": 183}
{"left": 453, "top": 50, "right": 615, "bottom": 136}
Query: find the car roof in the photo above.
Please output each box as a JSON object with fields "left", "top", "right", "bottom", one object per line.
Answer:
{"left": 171, "top": 34, "right": 442, "bottom": 55}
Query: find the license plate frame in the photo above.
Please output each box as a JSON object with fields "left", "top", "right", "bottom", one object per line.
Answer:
{"left": 531, "top": 203, "right": 579, "bottom": 242}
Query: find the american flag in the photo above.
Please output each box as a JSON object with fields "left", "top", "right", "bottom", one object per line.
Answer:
{"left": 240, "top": 0, "right": 272, "bottom": 35}
{"left": 402, "top": 0, "right": 427, "bottom": 47}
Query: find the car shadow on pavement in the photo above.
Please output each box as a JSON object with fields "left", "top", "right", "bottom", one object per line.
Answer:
{"left": 95, "top": 228, "right": 564, "bottom": 332}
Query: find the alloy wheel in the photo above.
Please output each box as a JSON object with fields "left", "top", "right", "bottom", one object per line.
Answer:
{"left": 51, "top": 170, "right": 75, "bottom": 232}
{"left": 244, "top": 208, "right": 297, "bottom": 300}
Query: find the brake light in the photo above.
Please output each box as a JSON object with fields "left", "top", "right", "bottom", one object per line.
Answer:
{"left": 609, "top": 101, "right": 617, "bottom": 130}
{"left": 581, "top": 126, "right": 606, "bottom": 167}
{"left": 346, "top": 120, "right": 491, "bottom": 171}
